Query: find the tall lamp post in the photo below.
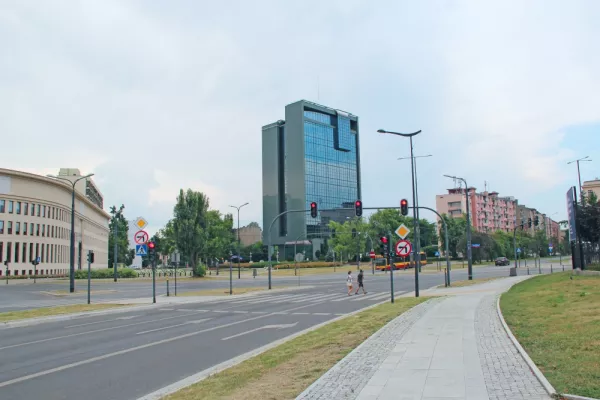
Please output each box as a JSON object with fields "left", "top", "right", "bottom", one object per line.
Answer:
{"left": 444, "top": 174, "right": 473, "bottom": 280}
{"left": 230, "top": 202, "right": 249, "bottom": 279}
{"left": 47, "top": 173, "right": 94, "bottom": 293}
{"left": 378, "top": 128, "right": 422, "bottom": 297}
{"left": 568, "top": 156, "right": 592, "bottom": 202}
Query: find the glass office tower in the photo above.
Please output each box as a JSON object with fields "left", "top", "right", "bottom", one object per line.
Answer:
{"left": 262, "top": 100, "right": 361, "bottom": 259}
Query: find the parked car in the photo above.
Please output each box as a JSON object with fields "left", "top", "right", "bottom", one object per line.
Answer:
{"left": 495, "top": 257, "right": 510, "bottom": 266}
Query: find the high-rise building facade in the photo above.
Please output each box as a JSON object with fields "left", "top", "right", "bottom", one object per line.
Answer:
{"left": 262, "top": 100, "right": 361, "bottom": 258}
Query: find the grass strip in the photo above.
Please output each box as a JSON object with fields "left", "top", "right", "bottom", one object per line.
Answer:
{"left": 164, "top": 297, "right": 427, "bottom": 400}
{"left": 0, "top": 304, "right": 127, "bottom": 322}
{"left": 500, "top": 272, "right": 600, "bottom": 398}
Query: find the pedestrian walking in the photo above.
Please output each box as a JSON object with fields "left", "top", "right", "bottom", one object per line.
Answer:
{"left": 355, "top": 269, "right": 367, "bottom": 295}
{"left": 346, "top": 271, "right": 353, "bottom": 295}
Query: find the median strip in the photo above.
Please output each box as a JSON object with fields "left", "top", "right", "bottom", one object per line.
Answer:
{"left": 0, "top": 304, "right": 127, "bottom": 323}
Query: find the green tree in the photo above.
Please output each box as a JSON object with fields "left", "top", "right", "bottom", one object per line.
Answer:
{"left": 205, "top": 210, "right": 235, "bottom": 263}
{"left": 328, "top": 218, "right": 369, "bottom": 263}
{"left": 108, "top": 204, "right": 135, "bottom": 267}
{"left": 172, "top": 189, "right": 210, "bottom": 271}
{"left": 579, "top": 191, "right": 600, "bottom": 244}
{"left": 438, "top": 214, "right": 467, "bottom": 258}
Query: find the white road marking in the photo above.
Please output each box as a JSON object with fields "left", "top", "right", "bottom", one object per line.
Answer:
{"left": 65, "top": 315, "right": 141, "bottom": 328}
{"left": 0, "top": 312, "right": 205, "bottom": 351}
{"left": 136, "top": 319, "right": 211, "bottom": 335}
{"left": 221, "top": 322, "right": 298, "bottom": 341}
{"left": 232, "top": 311, "right": 248, "bottom": 314}
{"left": 312, "top": 313, "right": 331, "bottom": 316}
{"left": 292, "top": 312, "right": 309, "bottom": 315}
{"left": 0, "top": 303, "right": 322, "bottom": 388}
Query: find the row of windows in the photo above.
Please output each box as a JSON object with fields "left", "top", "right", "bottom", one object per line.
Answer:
{"left": 0, "top": 220, "right": 70, "bottom": 239}
{"left": 0, "top": 268, "right": 68, "bottom": 277}
{"left": 0, "top": 199, "right": 70, "bottom": 223}
{"left": 0, "top": 241, "right": 69, "bottom": 265}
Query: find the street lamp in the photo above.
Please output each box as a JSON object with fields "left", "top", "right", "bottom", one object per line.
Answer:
{"left": 567, "top": 156, "right": 592, "bottom": 201}
{"left": 230, "top": 202, "right": 249, "bottom": 279}
{"left": 378, "top": 128, "right": 422, "bottom": 297}
{"left": 444, "top": 174, "right": 473, "bottom": 280}
{"left": 47, "top": 173, "right": 94, "bottom": 293}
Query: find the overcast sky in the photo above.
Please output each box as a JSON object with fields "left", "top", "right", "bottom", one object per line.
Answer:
{"left": 2, "top": 0, "right": 599, "bottom": 236}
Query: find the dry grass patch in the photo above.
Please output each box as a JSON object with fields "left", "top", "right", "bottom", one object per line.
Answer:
{"left": 501, "top": 272, "right": 600, "bottom": 398}
{"left": 0, "top": 304, "right": 127, "bottom": 322}
{"left": 164, "top": 297, "right": 427, "bottom": 400}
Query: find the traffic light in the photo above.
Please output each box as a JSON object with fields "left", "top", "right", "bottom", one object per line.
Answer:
{"left": 352, "top": 228, "right": 357, "bottom": 238}
{"left": 528, "top": 218, "right": 532, "bottom": 228}
{"left": 379, "top": 236, "right": 389, "bottom": 256}
{"left": 400, "top": 199, "right": 409, "bottom": 216}
{"left": 534, "top": 216, "right": 539, "bottom": 226}
{"left": 148, "top": 241, "right": 156, "bottom": 262}
{"left": 3, "top": 260, "right": 8, "bottom": 267}
{"left": 87, "top": 251, "right": 95, "bottom": 264}
{"left": 354, "top": 200, "right": 363, "bottom": 217}
{"left": 310, "top": 202, "right": 318, "bottom": 218}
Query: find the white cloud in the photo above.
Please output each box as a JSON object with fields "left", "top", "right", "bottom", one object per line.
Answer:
{"left": 1, "top": 0, "right": 599, "bottom": 229}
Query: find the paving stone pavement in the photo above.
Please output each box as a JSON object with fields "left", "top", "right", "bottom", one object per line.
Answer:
{"left": 475, "top": 294, "right": 551, "bottom": 400}
{"left": 296, "top": 298, "right": 445, "bottom": 400}
{"left": 297, "top": 277, "right": 555, "bottom": 400}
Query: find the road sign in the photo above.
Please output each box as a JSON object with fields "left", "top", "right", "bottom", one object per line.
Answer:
{"left": 395, "top": 240, "right": 412, "bottom": 257}
{"left": 472, "top": 243, "right": 481, "bottom": 248}
{"left": 35, "top": 256, "right": 41, "bottom": 263}
{"left": 134, "top": 230, "right": 149, "bottom": 244}
{"left": 435, "top": 251, "right": 440, "bottom": 257}
{"left": 369, "top": 251, "right": 376, "bottom": 259}
{"left": 135, "top": 244, "right": 148, "bottom": 256}
{"left": 134, "top": 217, "right": 148, "bottom": 231}
{"left": 395, "top": 224, "right": 410, "bottom": 239}
{"left": 517, "top": 248, "right": 521, "bottom": 254}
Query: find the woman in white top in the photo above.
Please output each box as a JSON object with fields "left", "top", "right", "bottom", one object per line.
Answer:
{"left": 346, "top": 271, "right": 353, "bottom": 295}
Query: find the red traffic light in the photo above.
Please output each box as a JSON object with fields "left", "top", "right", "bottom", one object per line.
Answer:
{"left": 147, "top": 241, "right": 155, "bottom": 249}
{"left": 310, "top": 202, "right": 318, "bottom": 218}
{"left": 400, "top": 199, "right": 409, "bottom": 216}
{"left": 400, "top": 199, "right": 408, "bottom": 206}
{"left": 354, "top": 200, "right": 363, "bottom": 217}
{"left": 380, "top": 236, "right": 388, "bottom": 244}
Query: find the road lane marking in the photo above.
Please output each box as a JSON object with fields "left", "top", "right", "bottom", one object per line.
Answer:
{"left": 292, "top": 312, "right": 309, "bottom": 315}
{"left": 65, "top": 315, "right": 141, "bottom": 328}
{"left": 159, "top": 308, "right": 175, "bottom": 311}
{"left": 221, "top": 322, "right": 298, "bottom": 341}
{"left": 312, "top": 313, "right": 331, "bottom": 316}
{"left": 136, "top": 319, "right": 211, "bottom": 335}
{"left": 0, "top": 302, "right": 324, "bottom": 388}
{"left": 0, "top": 312, "right": 207, "bottom": 351}
{"left": 232, "top": 311, "right": 248, "bottom": 314}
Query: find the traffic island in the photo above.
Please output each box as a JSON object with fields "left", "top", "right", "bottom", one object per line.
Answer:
{"left": 500, "top": 272, "right": 600, "bottom": 399}
{"left": 0, "top": 304, "right": 128, "bottom": 323}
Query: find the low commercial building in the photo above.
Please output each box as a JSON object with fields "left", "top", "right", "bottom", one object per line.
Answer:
{"left": 0, "top": 168, "right": 110, "bottom": 277}
{"left": 582, "top": 179, "right": 600, "bottom": 201}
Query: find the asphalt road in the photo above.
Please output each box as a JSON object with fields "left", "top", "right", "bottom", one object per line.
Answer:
{"left": 0, "top": 257, "right": 568, "bottom": 312}
{"left": 0, "top": 261, "right": 569, "bottom": 400}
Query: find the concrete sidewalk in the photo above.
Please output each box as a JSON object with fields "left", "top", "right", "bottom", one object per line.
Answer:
{"left": 297, "top": 277, "right": 551, "bottom": 400}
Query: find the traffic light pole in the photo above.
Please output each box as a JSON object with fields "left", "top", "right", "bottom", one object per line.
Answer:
{"left": 152, "top": 258, "right": 156, "bottom": 304}
{"left": 388, "top": 232, "right": 394, "bottom": 303}
{"left": 87, "top": 250, "right": 92, "bottom": 304}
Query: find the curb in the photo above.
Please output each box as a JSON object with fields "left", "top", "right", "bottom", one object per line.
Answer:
{"left": 136, "top": 297, "right": 407, "bottom": 400}
{"left": 496, "top": 297, "right": 557, "bottom": 396}
{"left": 0, "top": 286, "right": 312, "bottom": 330}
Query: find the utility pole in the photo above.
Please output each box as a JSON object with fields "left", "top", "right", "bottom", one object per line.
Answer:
{"left": 444, "top": 175, "right": 473, "bottom": 280}
{"left": 230, "top": 202, "right": 249, "bottom": 280}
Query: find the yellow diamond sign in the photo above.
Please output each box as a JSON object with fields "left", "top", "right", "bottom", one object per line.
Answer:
{"left": 395, "top": 224, "right": 410, "bottom": 239}
{"left": 134, "top": 217, "right": 148, "bottom": 230}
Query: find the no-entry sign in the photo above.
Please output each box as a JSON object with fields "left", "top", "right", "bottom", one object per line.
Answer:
{"left": 369, "top": 251, "right": 376, "bottom": 259}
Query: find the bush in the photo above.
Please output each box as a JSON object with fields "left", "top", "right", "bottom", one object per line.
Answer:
{"left": 194, "top": 264, "right": 206, "bottom": 277}
{"left": 74, "top": 268, "right": 139, "bottom": 279}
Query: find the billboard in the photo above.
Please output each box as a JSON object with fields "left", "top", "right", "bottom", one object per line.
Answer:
{"left": 566, "top": 187, "right": 577, "bottom": 241}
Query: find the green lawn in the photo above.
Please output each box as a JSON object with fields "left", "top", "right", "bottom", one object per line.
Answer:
{"left": 164, "top": 297, "right": 427, "bottom": 400}
{"left": 500, "top": 272, "right": 600, "bottom": 398}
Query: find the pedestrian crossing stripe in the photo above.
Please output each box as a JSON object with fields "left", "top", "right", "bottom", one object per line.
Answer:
{"left": 201, "top": 291, "right": 406, "bottom": 305}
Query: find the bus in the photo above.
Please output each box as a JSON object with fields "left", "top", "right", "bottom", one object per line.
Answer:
{"left": 375, "top": 252, "right": 428, "bottom": 271}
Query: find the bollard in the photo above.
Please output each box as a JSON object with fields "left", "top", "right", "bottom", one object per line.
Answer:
{"left": 562, "top": 264, "right": 565, "bottom": 272}
{"left": 527, "top": 267, "right": 530, "bottom": 275}
{"left": 167, "top": 279, "right": 170, "bottom": 297}
{"left": 444, "top": 268, "right": 448, "bottom": 287}
{"left": 551, "top": 264, "right": 553, "bottom": 273}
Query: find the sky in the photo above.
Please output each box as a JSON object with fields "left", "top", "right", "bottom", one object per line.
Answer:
{"left": 1, "top": 0, "right": 599, "bottom": 236}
